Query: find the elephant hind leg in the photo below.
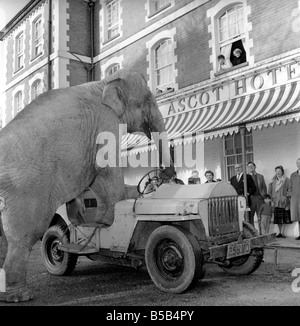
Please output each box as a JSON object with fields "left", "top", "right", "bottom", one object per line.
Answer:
{"left": 0, "top": 241, "right": 34, "bottom": 302}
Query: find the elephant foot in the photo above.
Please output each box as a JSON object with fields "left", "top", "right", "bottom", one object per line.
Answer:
{"left": 0, "top": 287, "right": 34, "bottom": 303}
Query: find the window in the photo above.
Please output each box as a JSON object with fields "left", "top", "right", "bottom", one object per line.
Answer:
{"left": 15, "top": 33, "right": 24, "bottom": 71}
{"left": 33, "top": 17, "right": 42, "bottom": 57}
{"left": 154, "top": 39, "right": 174, "bottom": 92}
{"left": 217, "top": 4, "right": 247, "bottom": 70}
{"left": 32, "top": 80, "right": 42, "bottom": 100}
{"left": 14, "top": 91, "right": 23, "bottom": 113}
{"left": 224, "top": 130, "right": 253, "bottom": 180}
{"left": 150, "top": 0, "right": 170, "bottom": 14}
{"left": 107, "top": 63, "right": 120, "bottom": 76}
{"left": 106, "top": 0, "right": 119, "bottom": 40}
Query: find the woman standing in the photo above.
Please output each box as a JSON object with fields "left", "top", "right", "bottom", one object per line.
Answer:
{"left": 268, "top": 165, "right": 291, "bottom": 238}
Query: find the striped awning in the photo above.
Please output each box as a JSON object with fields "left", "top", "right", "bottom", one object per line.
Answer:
{"left": 122, "top": 80, "right": 300, "bottom": 155}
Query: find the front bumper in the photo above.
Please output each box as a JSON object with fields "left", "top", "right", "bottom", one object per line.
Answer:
{"left": 209, "top": 232, "right": 276, "bottom": 260}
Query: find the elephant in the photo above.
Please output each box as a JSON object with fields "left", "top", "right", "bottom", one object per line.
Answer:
{"left": 0, "top": 69, "right": 174, "bottom": 302}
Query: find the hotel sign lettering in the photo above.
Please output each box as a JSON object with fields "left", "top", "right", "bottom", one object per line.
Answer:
{"left": 159, "top": 59, "right": 300, "bottom": 118}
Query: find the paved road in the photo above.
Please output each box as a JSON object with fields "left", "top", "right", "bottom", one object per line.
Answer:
{"left": 1, "top": 241, "right": 300, "bottom": 306}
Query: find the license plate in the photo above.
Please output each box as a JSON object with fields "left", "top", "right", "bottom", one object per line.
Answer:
{"left": 227, "top": 239, "right": 251, "bottom": 259}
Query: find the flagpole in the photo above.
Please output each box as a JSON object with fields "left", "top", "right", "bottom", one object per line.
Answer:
{"left": 240, "top": 125, "right": 249, "bottom": 222}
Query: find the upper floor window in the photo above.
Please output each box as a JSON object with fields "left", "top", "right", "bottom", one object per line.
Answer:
{"left": 15, "top": 33, "right": 24, "bottom": 71}
{"left": 217, "top": 4, "right": 247, "bottom": 73}
{"left": 32, "top": 79, "right": 42, "bottom": 100}
{"left": 14, "top": 91, "right": 23, "bottom": 113}
{"left": 33, "top": 17, "right": 42, "bottom": 57}
{"left": 107, "top": 0, "right": 120, "bottom": 40}
{"left": 107, "top": 63, "right": 120, "bottom": 76}
{"left": 154, "top": 39, "right": 174, "bottom": 93}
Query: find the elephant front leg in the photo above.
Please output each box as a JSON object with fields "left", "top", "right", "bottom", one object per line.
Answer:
{"left": 0, "top": 241, "right": 33, "bottom": 303}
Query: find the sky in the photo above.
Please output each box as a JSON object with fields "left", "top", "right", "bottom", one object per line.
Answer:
{"left": 0, "top": 0, "right": 31, "bottom": 30}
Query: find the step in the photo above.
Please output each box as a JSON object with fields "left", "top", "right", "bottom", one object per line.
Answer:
{"left": 57, "top": 243, "right": 99, "bottom": 255}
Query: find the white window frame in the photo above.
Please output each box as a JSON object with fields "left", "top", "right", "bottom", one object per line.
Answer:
{"left": 106, "top": 63, "right": 120, "bottom": 77}
{"left": 33, "top": 16, "right": 43, "bottom": 58}
{"left": 29, "top": 72, "right": 45, "bottom": 102}
{"left": 145, "top": 0, "right": 174, "bottom": 21}
{"left": 15, "top": 32, "right": 24, "bottom": 72}
{"left": 100, "top": 0, "right": 123, "bottom": 47}
{"left": 101, "top": 55, "right": 124, "bottom": 79}
{"left": 14, "top": 91, "right": 23, "bottom": 115}
{"left": 207, "top": 0, "right": 254, "bottom": 79}
{"left": 32, "top": 80, "right": 42, "bottom": 100}
{"left": 146, "top": 29, "right": 178, "bottom": 94}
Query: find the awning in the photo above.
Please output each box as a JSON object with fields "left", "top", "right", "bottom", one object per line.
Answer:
{"left": 122, "top": 80, "right": 300, "bottom": 155}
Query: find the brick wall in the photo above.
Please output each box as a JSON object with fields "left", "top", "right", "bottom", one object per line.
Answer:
{"left": 249, "top": 0, "right": 300, "bottom": 63}
{"left": 67, "top": 59, "right": 90, "bottom": 86}
{"left": 67, "top": 0, "right": 91, "bottom": 56}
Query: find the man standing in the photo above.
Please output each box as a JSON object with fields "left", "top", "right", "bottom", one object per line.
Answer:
{"left": 289, "top": 158, "right": 300, "bottom": 240}
{"left": 230, "top": 163, "right": 257, "bottom": 225}
{"left": 247, "top": 162, "right": 267, "bottom": 230}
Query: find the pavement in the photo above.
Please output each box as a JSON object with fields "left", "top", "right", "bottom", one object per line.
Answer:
{"left": 264, "top": 235, "right": 300, "bottom": 272}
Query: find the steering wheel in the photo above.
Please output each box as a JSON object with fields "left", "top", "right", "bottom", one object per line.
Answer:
{"left": 137, "top": 168, "right": 163, "bottom": 195}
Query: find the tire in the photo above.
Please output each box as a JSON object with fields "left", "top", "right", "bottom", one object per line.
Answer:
{"left": 41, "top": 225, "right": 78, "bottom": 276}
{"left": 145, "top": 225, "right": 203, "bottom": 293}
{"left": 220, "top": 222, "right": 264, "bottom": 275}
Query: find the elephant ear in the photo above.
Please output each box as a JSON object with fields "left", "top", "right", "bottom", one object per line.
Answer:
{"left": 102, "top": 78, "right": 128, "bottom": 119}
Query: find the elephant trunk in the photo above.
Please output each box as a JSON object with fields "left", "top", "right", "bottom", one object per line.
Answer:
{"left": 150, "top": 111, "right": 174, "bottom": 174}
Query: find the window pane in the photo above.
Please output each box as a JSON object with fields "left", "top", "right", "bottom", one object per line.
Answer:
{"left": 155, "top": 39, "right": 173, "bottom": 88}
{"left": 219, "top": 5, "right": 244, "bottom": 44}
{"left": 224, "top": 131, "right": 253, "bottom": 181}
{"left": 107, "top": 0, "right": 119, "bottom": 39}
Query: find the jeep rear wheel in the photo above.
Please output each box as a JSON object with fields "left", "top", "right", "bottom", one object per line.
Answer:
{"left": 145, "top": 225, "right": 203, "bottom": 293}
{"left": 41, "top": 225, "right": 78, "bottom": 276}
{"left": 220, "top": 222, "right": 264, "bottom": 275}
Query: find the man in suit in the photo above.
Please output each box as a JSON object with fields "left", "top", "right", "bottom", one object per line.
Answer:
{"left": 230, "top": 163, "right": 257, "bottom": 225}
{"left": 247, "top": 162, "right": 267, "bottom": 230}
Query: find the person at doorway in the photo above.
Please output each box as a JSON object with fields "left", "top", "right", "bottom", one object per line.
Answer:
{"left": 288, "top": 158, "right": 300, "bottom": 240}
{"left": 217, "top": 54, "right": 232, "bottom": 72}
{"left": 188, "top": 170, "right": 201, "bottom": 184}
{"left": 268, "top": 165, "right": 291, "bottom": 238}
{"left": 258, "top": 194, "right": 273, "bottom": 235}
{"left": 247, "top": 161, "right": 267, "bottom": 233}
{"left": 231, "top": 48, "right": 246, "bottom": 66}
{"left": 230, "top": 163, "right": 257, "bottom": 224}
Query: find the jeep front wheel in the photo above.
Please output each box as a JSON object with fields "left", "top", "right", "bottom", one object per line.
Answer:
{"left": 145, "top": 225, "right": 203, "bottom": 293}
{"left": 41, "top": 225, "right": 78, "bottom": 276}
{"left": 220, "top": 222, "right": 264, "bottom": 275}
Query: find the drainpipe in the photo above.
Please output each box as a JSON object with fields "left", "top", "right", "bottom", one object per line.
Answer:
{"left": 48, "top": 0, "right": 52, "bottom": 90}
{"left": 88, "top": 0, "right": 95, "bottom": 81}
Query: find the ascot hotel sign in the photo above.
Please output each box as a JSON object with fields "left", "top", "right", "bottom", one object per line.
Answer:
{"left": 159, "top": 58, "right": 300, "bottom": 118}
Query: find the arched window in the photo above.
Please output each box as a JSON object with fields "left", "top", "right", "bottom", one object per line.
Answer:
{"left": 14, "top": 91, "right": 23, "bottom": 113}
{"left": 154, "top": 39, "right": 173, "bottom": 91}
{"left": 32, "top": 79, "right": 42, "bottom": 100}
{"left": 107, "top": 63, "right": 120, "bottom": 76}
{"left": 218, "top": 4, "right": 247, "bottom": 68}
